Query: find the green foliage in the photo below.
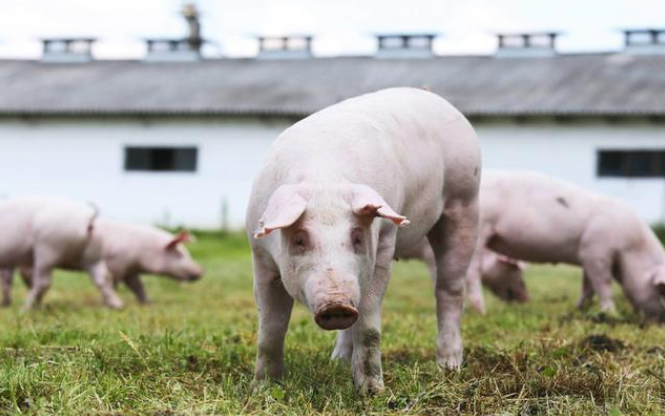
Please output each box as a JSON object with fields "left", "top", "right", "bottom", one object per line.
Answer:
{"left": 653, "top": 224, "right": 665, "bottom": 246}
{"left": 0, "top": 232, "right": 664, "bottom": 415}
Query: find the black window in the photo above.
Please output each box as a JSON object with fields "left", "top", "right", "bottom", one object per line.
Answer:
{"left": 597, "top": 150, "right": 665, "bottom": 178}
{"left": 124, "top": 147, "right": 197, "bottom": 172}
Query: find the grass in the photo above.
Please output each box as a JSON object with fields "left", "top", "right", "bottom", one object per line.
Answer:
{"left": 1, "top": 232, "right": 665, "bottom": 415}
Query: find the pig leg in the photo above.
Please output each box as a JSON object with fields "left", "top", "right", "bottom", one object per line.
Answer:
{"left": 23, "top": 266, "right": 53, "bottom": 310}
{"left": 581, "top": 257, "right": 616, "bottom": 313}
{"left": 20, "top": 267, "right": 33, "bottom": 288}
{"left": 466, "top": 229, "right": 492, "bottom": 314}
{"left": 1, "top": 268, "right": 13, "bottom": 307}
{"left": 86, "top": 262, "right": 124, "bottom": 309}
{"left": 331, "top": 329, "right": 354, "bottom": 362}
{"left": 576, "top": 271, "right": 594, "bottom": 310}
{"left": 124, "top": 274, "right": 149, "bottom": 304}
{"left": 420, "top": 243, "right": 438, "bottom": 286}
{"left": 427, "top": 201, "right": 478, "bottom": 369}
{"left": 350, "top": 233, "right": 395, "bottom": 395}
{"left": 465, "top": 253, "right": 486, "bottom": 314}
{"left": 253, "top": 259, "right": 294, "bottom": 381}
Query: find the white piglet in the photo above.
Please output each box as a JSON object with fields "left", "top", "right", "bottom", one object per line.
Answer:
{"left": 4, "top": 221, "right": 203, "bottom": 306}
{"left": 0, "top": 197, "right": 122, "bottom": 309}
{"left": 246, "top": 88, "right": 481, "bottom": 394}
{"left": 96, "top": 222, "right": 203, "bottom": 302}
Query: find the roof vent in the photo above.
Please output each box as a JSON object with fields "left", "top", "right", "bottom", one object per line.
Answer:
{"left": 256, "top": 35, "right": 313, "bottom": 59}
{"left": 622, "top": 29, "right": 665, "bottom": 55}
{"left": 495, "top": 32, "right": 559, "bottom": 58}
{"left": 41, "top": 38, "right": 95, "bottom": 63}
{"left": 144, "top": 38, "right": 202, "bottom": 62}
{"left": 375, "top": 34, "right": 435, "bottom": 59}
{"left": 144, "top": 3, "right": 203, "bottom": 62}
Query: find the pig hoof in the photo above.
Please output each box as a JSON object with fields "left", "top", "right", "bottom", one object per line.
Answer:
{"left": 249, "top": 377, "right": 268, "bottom": 393}
{"left": 437, "top": 352, "right": 463, "bottom": 370}
{"left": 467, "top": 299, "right": 486, "bottom": 315}
{"left": 599, "top": 304, "right": 617, "bottom": 315}
{"left": 1, "top": 300, "right": 10, "bottom": 308}
{"left": 356, "top": 377, "right": 384, "bottom": 396}
{"left": 106, "top": 299, "right": 124, "bottom": 309}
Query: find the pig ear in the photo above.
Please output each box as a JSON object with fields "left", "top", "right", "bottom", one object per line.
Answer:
{"left": 254, "top": 185, "right": 307, "bottom": 239}
{"left": 165, "top": 230, "right": 193, "bottom": 250}
{"left": 350, "top": 184, "right": 410, "bottom": 227}
{"left": 497, "top": 255, "right": 527, "bottom": 271}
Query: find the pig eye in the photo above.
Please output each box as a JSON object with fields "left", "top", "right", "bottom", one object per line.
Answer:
{"left": 290, "top": 230, "right": 309, "bottom": 254}
{"left": 351, "top": 228, "right": 363, "bottom": 252}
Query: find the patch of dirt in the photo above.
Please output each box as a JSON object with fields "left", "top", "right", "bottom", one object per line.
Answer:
{"left": 384, "top": 349, "right": 431, "bottom": 364}
{"left": 580, "top": 334, "right": 624, "bottom": 353}
{"left": 185, "top": 354, "right": 200, "bottom": 371}
{"left": 589, "top": 313, "right": 625, "bottom": 325}
{"left": 647, "top": 346, "right": 665, "bottom": 355}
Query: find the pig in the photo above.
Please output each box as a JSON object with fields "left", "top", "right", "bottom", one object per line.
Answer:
{"left": 476, "top": 250, "right": 528, "bottom": 305}
{"left": 0, "top": 196, "right": 122, "bottom": 309}
{"left": 400, "top": 239, "right": 528, "bottom": 309}
{"left": 468, "top": 170, "right": 665, "bottom": 319}
{"left": 2, "top": 221, "right": 203, "bottom": 306}
{"left": 246, "top": 88, "right": 481, "bottom": 394}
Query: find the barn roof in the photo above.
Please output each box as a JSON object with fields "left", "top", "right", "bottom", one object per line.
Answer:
{"left": 0, "top": 53, "right": 664, "bottom": 117}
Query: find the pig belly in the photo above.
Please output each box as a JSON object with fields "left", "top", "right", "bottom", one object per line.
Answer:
{"left": 0, "top": 245, "right": 32, "bottom": 268}
{"left": 0, "top": 215, "right": 32, "bottom": 267}
{"left": 487, "top": 233, "right": 580, "bottom": 266}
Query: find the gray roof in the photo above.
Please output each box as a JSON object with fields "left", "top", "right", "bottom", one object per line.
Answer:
{"left": 0, "top": 53, "right": 664, "bottom": 117}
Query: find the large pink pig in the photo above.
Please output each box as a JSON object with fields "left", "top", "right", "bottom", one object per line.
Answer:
{"left": 469, "top": 170, "right": 665, "bottom": 319}
{"left": 246, "top": 88, "right": 481, "bottom": 394}
{"left": 0, "top": 197, "right": 122, "bottom": 309}
{"left": 400, "top": 239, "right": 528, "bottom": 311}
{"left": 3, "top": 221, "right": 203, "bottom": 306}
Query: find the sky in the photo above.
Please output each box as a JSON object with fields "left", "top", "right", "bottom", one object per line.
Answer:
{"left": 0, "top": 0, "right": 664, "bottom": 59}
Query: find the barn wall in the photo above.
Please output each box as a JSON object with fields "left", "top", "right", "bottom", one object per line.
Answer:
{"left": 477, "top": 120, "right": 665, "bottom": 224}
{"left": 0, "top": 116, "right": 291, "bottom": 229}
{"left": 0, "top": 116, "right": 663, "bottom": 229}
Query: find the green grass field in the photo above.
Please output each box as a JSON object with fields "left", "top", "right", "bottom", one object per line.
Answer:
{"left": 1, "top": 232, "right": 665, "bottom": 415}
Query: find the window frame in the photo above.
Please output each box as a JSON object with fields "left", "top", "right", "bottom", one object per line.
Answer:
{"left": 597, "top": 149, "right": 665, "bottom": 178}
{"left": 123, "top": 146, "right": 198, "bottom": 173}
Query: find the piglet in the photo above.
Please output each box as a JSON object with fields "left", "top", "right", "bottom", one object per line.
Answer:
{"left": 3, "top": 221, "right": 203, "bottom": 305}
{"left": 0, "top": 197, "right": 121, "bottom": 309}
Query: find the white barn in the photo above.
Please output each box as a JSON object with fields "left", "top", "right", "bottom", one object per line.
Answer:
{"left": 1, "top": 31, "right": 664, "bottom": 229}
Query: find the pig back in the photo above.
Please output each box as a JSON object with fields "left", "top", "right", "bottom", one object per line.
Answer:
{"left": 96, "top": 220, "right": 170, "bottom": 274}
{"left": 35, "top": 199, "right": 102, "bottom": 266}
{"left": 0, "top": 198, "right": 42, "bottom": 266}
{"left": 481, "top": 171, "right": 599, "bottom": 264}
{"left": 249, "top": 88, "right": 481, "bottom": 249}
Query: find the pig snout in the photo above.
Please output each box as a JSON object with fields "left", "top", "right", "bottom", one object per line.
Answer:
{"left": 314, "top": 302, "right": 358, "bottom": 330}
{"left": 505, "top": 286, "right": 529, "bottom": 303}
{"left": 305, "top": 270, "right": 361, "bottom": 331}
{"left": 185, "top": 266, "right": 204, "bottom": 282}
{"left": 186, "top": 273, "right": 202, "bottom": 282}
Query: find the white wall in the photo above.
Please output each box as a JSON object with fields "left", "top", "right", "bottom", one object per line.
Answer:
{"left": 0, "top": 116, "right": 292, "bottom": 229}
{"left": 477, "top": 120, "right": 665, "bottom": 224}
{"left": 0, "top": 116, "right": 663, "bottom": 229}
